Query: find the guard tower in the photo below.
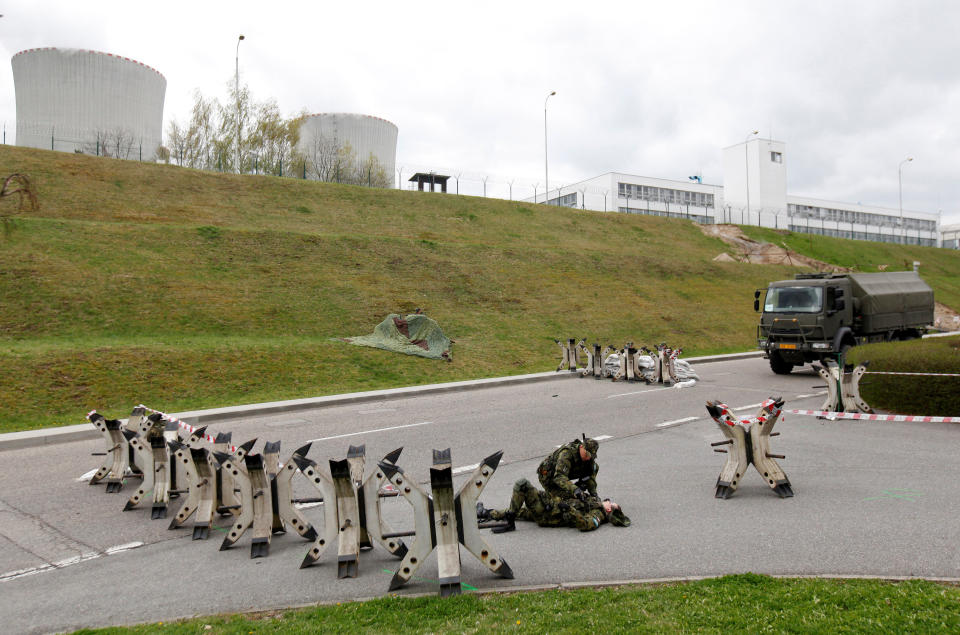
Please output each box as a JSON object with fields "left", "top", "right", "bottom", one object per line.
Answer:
{"left": 409, "top": 172, "right": 450, "bottom": 193}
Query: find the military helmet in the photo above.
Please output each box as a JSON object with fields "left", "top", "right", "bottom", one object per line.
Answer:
{"left": 580, "top": 435, "right": 599, "bottom": 459}
{"left": 609, "top": 507, "right": 631, "bottom": 527}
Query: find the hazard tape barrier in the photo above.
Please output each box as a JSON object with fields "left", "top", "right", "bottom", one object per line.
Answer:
{"left": 140, "top": 405, "right": 238, "bottom": 453}
{"left": 784, "top": 409, "right": 960, "bottom": 423}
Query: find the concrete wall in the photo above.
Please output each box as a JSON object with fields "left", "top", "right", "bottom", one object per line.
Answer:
{"left": 297, "top": 113, "right": 398, "bottom": 186}
{"left": 13, "top": 48, "right": 166, "bottom": 160}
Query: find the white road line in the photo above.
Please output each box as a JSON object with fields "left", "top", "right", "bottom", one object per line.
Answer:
{"left": 104, "top": 542, "right": 144, "bottom": 555}
{"left": 656, "top": 416, "right": 699, "bottom": 429}
{"left": 795, "top": 391, "right": 827, "bottom": 399}
{"left": 607, "top": 388, "right": 667, "bottom": 398}
{"left": 294, "top": 502, "right": 324, "bottom": 510}
{"left": 307, "top": 421, "right": 433, "bottom": 444}
{"left": 733, "top": 403, "right": 764, "bottom": 412}
{"left": 594, "top": 435, "right": 613, "bottom": 441}
{"left": 0, "top": 542, "right": 143, "bottom": 583}
{"left": 452, "top": 463, "right": 480, "bottom": 476}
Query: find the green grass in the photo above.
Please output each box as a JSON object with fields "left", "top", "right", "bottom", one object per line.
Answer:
{"left": 847, "top": 335, "right": 960, "bottom": 416}
{"left": 1, "top": 145, "right": 958, "bottom": 432}
{"left": 70, "top": 574, "right": 960, "bottom": 633}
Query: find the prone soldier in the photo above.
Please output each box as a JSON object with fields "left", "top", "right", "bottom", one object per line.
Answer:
{"left": 538, "top": 435, "right": 600, "bottom": 502}
{"left": 477, "top": 478, "right": 629, "bottom": 533}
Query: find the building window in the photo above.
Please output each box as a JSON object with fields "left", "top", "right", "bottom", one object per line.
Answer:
{"left": 771, "top": 151, "right": 782, "bottom": 163}
{"left": 616, "top": 182, "right": 714, "bottom": 208}
{"left": 547, "top": 192, "right": 578, "bottom": 208}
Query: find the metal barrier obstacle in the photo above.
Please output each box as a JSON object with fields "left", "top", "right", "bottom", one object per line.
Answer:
{"left": 558, "top": 339, "right": 695, "bottom": 386}
{"left": 706, "top": 397, "right": 793, "bottom": 499}
{"left": 295, "top": 445, "right": 408, "bottom": 577}
{"left": 379, "top": 448, "right": 514, "bottom": 597}
{"left": 555, "top": 338, "right": 580, "bottom": 372}
{"left": 814, "top": 359, "right": 872, "bottom": 414}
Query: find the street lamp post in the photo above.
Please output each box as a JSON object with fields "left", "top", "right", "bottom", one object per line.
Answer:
{"left": 235, "top": 34, "right": 245, "bottom": 174}
{"left": 544, "top": 91, "right": 556, "bottom": 205}
{"left": 744, "top": 130, "right": 758, "bottom": 223}
{"left": 898, "top": 156, "right": 913, "bottom": 244}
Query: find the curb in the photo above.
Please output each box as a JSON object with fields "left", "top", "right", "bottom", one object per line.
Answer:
{"left": 0, "top": 350, "right": 764, "bottom": 452}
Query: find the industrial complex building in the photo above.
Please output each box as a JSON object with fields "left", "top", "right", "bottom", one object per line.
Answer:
{"left": 532, "top": 137, "right": 945, "bottom": 248}
{"left": 296, "top": 113, "right": 398, "bottom": 186}
{"left": 12, "top": 47, "right": 166, "bottom": 161}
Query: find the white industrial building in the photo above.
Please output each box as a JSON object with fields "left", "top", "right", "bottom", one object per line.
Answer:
{"left": 296, "top": 113, "right": 397, "bottom": 186}
{"left": 532, "top": 138, "right": 942, "bottom": 247}
{"left": 12, "top": 47, "right": 166, "bottom": 160}
{"left": 942, "top": 224, "right": 960, "bottom": 249}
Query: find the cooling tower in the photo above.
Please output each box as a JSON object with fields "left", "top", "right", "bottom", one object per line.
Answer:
{"left": 297, "top": 113, "right": 398, "bottom": 186}
{"left": 12, "top": 47, "right": 166, "bottom": 160}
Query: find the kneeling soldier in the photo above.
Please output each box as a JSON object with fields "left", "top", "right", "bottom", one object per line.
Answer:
{"left": 537, "top": 435, "right": 600, "bottom": 502}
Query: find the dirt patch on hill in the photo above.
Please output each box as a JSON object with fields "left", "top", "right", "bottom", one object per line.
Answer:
{"left": 700, "top": 224, "right": 849, "bottom": 270}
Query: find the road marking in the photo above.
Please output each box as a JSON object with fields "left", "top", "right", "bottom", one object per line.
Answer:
{"left": 733, "top": 403, "right": 763, "bottom": 412}
{"left": 453, "top": 463, "right": 480, "bottom": 476}
{"left": 0, "top": 542, "right": 144, "bottom": 583}
{"left": 607, "top": 387, "right": 667, "bottom": 398}
{"left": 794, "top": 391, "right": 828, "bottom": 399}
{"left": 594, "top": 435, "right": 613, "bottom": 441}
{"left": 104, "top": 542, "right": 143, "bottom": 555}
{"left": 307, "top": 421, "right": 433, "bottom": 444}
{"left": 294, "top": 502, "right": 323, "bottom": 510}
{"left": 656, "top": 416, "right": 699, "bottom": 429}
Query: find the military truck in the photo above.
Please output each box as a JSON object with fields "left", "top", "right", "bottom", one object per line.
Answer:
{"left": 755, "top": 271, "right": 934, "bottom": 374}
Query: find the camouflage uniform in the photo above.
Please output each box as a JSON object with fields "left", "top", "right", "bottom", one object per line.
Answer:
{"left": 537, "top": 438, "right": 599, "bottom": 501}
{"left": 487, "top": 479, "right": 608, "bottom": 532}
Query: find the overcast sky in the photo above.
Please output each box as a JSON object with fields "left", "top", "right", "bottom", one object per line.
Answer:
{"left": 1, "top": 1, "right": 958, "bottom": 224}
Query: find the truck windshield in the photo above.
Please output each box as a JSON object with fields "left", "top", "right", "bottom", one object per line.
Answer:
{"left": 764, "top": 286, "right": 823, "bottom": 313}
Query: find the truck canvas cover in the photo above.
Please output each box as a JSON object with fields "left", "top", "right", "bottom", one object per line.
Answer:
{"left": 848, "top": 272, "right": 933, "bottom": 332}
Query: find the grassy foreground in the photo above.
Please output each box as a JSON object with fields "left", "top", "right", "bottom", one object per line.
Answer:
{"left": 72, "top": 574, "right": 960, "bottom": 634}
{"left": 1, "top": 145, "right": 958, "bottom": 432}
{"left": 847, "top": 335, "right": 960, "bottom": 416}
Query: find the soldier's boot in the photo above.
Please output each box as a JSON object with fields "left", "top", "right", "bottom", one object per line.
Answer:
{"left": 492, "top": 512, "right": 516, "bottom": 533}
{"left": 476, "top": 501, "right": 493, "bottom": 521}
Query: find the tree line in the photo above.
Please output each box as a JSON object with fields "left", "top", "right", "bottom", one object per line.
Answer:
{"left": 162, "top": 80, "right": 391, "bottom": 188}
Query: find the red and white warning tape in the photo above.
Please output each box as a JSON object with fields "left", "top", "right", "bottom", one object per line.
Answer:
{"left": 865, "top": 371, "right": 960, "bottom": 377}
{"left": 87, "top": 406, "right": 236, "bottom": 452}
{"left": 784, "top": 409, "right": 960, "bottom": 423}
{"left": 139, "top": 405, "right": 237, "bottom": 452}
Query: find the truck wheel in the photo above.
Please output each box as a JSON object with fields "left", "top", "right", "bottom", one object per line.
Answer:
{"left": 839, "top": 343, "right": 852, "bottom": 361}
{"left": 769, "top": 351, "right": 794, "bottom": 375}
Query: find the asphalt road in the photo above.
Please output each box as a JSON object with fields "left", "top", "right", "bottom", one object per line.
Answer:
{"left": 1, "top": 357, "right": 958, "bottom": 633}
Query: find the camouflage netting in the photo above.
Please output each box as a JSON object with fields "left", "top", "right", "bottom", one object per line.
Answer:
{"left": 345, "top": 313, "right": 453, "bottom": 360}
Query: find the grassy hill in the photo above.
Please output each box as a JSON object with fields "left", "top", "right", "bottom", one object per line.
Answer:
{"left": 1, "top": 145, "right": 958, "bottom": 432}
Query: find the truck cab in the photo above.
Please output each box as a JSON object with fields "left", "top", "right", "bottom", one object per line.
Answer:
{"left": 756, "top": 274, "right": 854, "bottom": 374}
